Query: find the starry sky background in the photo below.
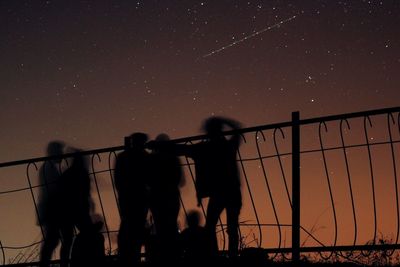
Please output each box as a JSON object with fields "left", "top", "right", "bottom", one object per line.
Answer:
{"left": 1, "top": 0, "right": 400, "bottom": 260}
{"left": 1, "top": 0, "right": 399, "bottom": 163}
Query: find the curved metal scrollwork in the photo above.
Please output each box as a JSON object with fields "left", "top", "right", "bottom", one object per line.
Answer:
{"left": 236, "top": 133, "right": 261, "bottom": 248}
{"left": 339, "top": 119, "right": 358, "bottom": 248}
{"left": 363, "top": 116, "right": 377, "bottom": 245}
{"left": 91, "top": 153, "right": 112, "bottom": 255}
{"left": 26, "top": 162, "right": 44, "bottom": 241}
{"left": 386, "top": 113, "right": 400, "bottom": 256}
{"left": 318, "top": 121, "right": 338, "bottom": 260}
{"left": 2, "top": 107, "right": 400, "bottom": 265}
{"left": 107, "top": 151, "right": 120, "bottom": 214}
{"left": 273, "top": 127, "right": 291, "bottom": 207}
{"left": 254, "top": 130, "right": 282, "bottom": 255}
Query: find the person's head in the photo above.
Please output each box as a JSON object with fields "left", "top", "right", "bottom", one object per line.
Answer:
{"left": 155, "top": 133, "right": 170, "bottom": 142}
{"left": 186, "top": 210, "right": 202, "bottom": 228}
{"left": 202, "top": 117, "right": 224, "bottom": 138}
{"left": 46, "top": 141, "right": 65, "bottom": 163}
{"left": 151, "top": 133, "right": 171, "bottom": 153}
{"left": 69, "top": 148, "right": 87, "bottom": 168}
{"left": 125, "top": 132, "right": 148, "bottom": 150}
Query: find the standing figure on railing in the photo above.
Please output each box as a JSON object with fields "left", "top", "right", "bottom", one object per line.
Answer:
{"left": 59, "top": 147, "right": 98, "bottom": 266}
{"left": 37, "top": 141, "right": 70, "bottom": 267}
{"left": 194, "top": 117, "right": 243, "bottom": 259}
{"left": 61, "top": 148, "right": 93, "bottom": 232}
{"left": 114, "top": 132, "right": 150, "bottom": 266}
{"left": 149, "top": 117, "right": 243, "bottom": 260}
{"left": 148, "top": 133, "right": 184, "bottom": 263}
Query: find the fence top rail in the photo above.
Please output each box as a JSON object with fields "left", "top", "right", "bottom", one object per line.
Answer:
{"left": 0, "top": 106, "right": 399, "bottom": 168}
{"left": 300, "top": 106, "right": 400, "bottom": 126}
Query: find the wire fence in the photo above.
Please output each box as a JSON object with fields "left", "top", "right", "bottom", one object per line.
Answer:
{"left": 0, "top": 106, "right": 400, "bottom": 266}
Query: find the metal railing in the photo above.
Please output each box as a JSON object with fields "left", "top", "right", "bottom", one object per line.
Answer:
{"left": 1, "top": 106, "right": 400, "bottom": 266}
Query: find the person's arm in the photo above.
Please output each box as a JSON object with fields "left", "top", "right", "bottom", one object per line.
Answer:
{"left": 221, "top": 117, "right": 242, "bottom": 130}
{"left": 219, "top": 117, "right": 243, "bottom": 147}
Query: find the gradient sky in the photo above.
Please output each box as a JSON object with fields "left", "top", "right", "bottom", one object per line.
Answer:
{"left": 1, "top": 1, "right": 400, "bottom": 262}
{"left": 1, "top": 0, "right": 399, "bottom": 163}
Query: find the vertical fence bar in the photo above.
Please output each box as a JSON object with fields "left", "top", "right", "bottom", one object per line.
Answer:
{"left": 292, "top": 111, "right": 300, "bottom": 262}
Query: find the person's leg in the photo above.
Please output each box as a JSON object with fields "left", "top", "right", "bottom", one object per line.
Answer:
{"left": 118, "top": 205, "right": 149, "bottom": 265}
{"left": 60, "top": 225, "right": 74, "bottom": 267}
{"left": 226, "top": 193, "right": 242, "bottom": 259}
{"left": 118, "top": 217, "right": 140, "bottom": 265}
{"left": 149, "top": 201, "right": 163, "bottom": 262}
{"left": 40, "top": 225, "right": 60, "bottom": 267}
{"left": 205, "top": 197, "right": 225, "bottom": 257}
{"left": 162, "top": 195, "right": 181, "bottom": 261}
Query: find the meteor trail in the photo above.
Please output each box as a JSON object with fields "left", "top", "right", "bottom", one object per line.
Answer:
{"left": 202, "top": 15, "right": 297, "bottom": 58}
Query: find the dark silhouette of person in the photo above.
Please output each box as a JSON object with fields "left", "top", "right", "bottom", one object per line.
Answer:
{"left": 180, "top": 210, "right": 209, "bottom": 263}
{"left": 148, "top": 133, "right": 184, "bottom": 262}
{"left": 37, "top": 141, "right": 72, "bottom": 267}
{"left": 114, "top": 132, "right": 150, "bottom": 265}
{"left": 174, "top": 117, "right": 243, "bottom": 259}
{"left": 60, "top": 148, "right": 93, "bottom": 233}
{"left": 70, "top": 220, "right": 105, "bottom": 267}
{"left": 39, "top": 145, "right": 96, "bottom": 267}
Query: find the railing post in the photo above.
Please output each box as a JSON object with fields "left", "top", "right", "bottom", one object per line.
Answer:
{"left": 292, "top": 111, "right": 300, "bottom": 263}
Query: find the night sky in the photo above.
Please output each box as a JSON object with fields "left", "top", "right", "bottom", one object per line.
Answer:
{"left": 1, "top": 1, "right": 400, "bottom": 260}
{"left": 1, "top": 0, "right": 399, "bottom": 163}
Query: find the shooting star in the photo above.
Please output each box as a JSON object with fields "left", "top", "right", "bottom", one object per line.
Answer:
{"left": 202, "top": 15, "right": 297, "bottom": 58}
